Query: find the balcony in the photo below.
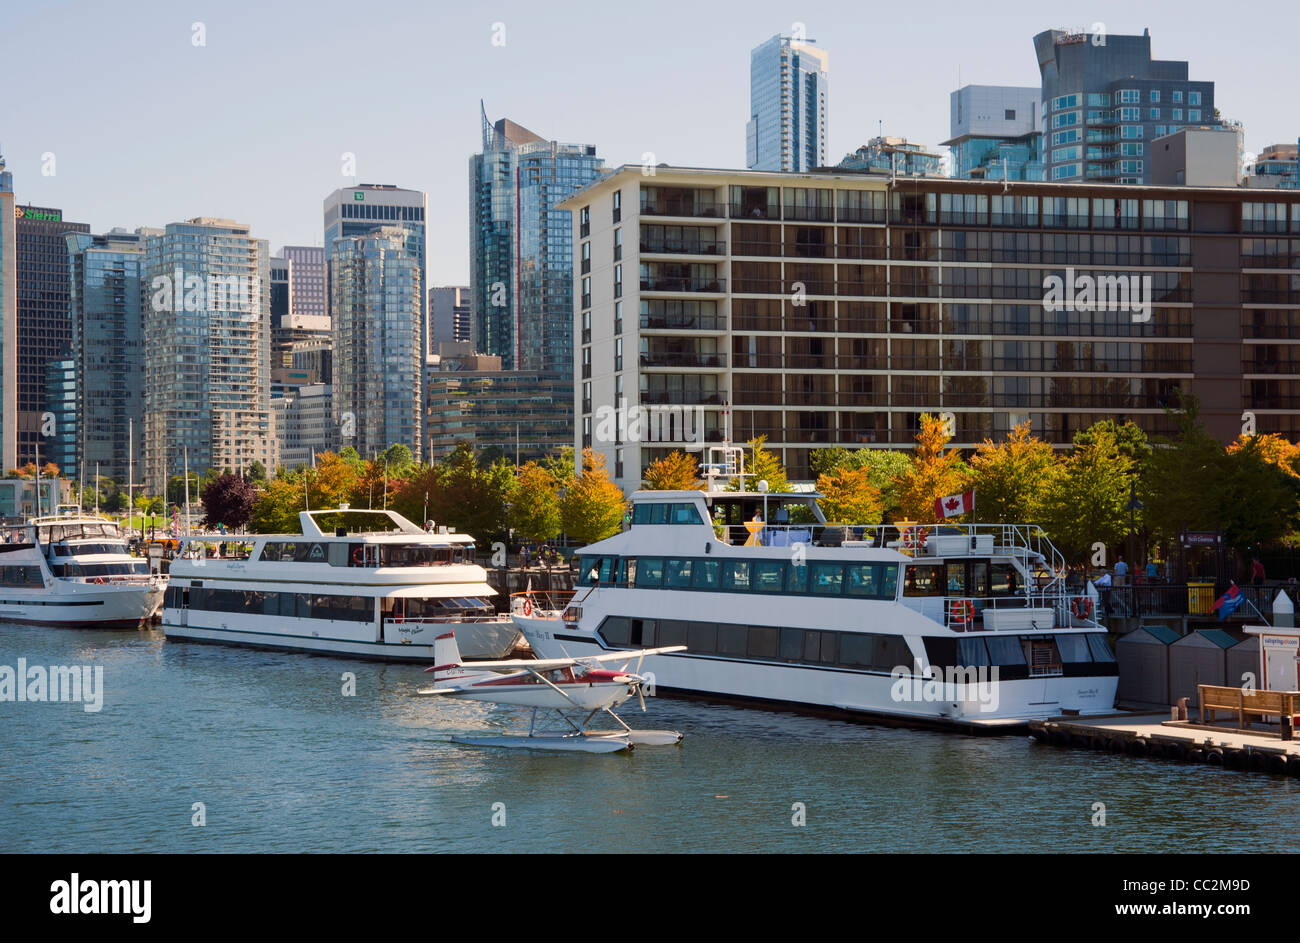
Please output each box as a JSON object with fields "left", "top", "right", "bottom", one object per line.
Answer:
{"left": 731, "top": 277, "right": 785, "bottom": 294}
{"left": 639, "top": 276, "right": 725, "bottom": 293}
{"left": 639, "top": 238, "right": 725, "bottom": 256}
{"left": 730, "top": 202, "right": 779, "bottom": 220}
{"left": 639, "top": 351, "right": 728, "bottom": 369}
{"left": 640, "top": 390, "right": 728, "bottom": 405}
{"left": 639, "top": 313, "right": 728, "bottom": 331}
{"left": 640, "top": 201, "right": 726, "bottom": 219}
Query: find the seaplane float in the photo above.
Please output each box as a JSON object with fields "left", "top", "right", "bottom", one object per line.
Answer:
{"left": 416, "top": 631, "right": 685, "bottom": 753}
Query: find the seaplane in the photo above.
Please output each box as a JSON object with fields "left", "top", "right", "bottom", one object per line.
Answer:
{"left": 416, "top": 631, "right": 686, "bottom": 753}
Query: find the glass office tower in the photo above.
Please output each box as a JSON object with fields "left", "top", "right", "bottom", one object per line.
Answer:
{"left": 469, "top": 104, "right": 603, "bottom": 373}
{"left": 747, "top": 34, "right": 829, "bottom": 173}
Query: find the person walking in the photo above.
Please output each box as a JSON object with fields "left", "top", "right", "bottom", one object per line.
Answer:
{"left": 1251, "top": 556, "right": 1266, "bottom": 587}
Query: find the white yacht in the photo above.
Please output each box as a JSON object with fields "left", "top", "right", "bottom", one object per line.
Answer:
{"left": 515, "top": 448, "right": 1118, "bottom": 729}
{"left": 0, "top": 511, "right": 165, "bottom": 627}
{"left": 161, "top": 507, "right": 520, "bottom": 661}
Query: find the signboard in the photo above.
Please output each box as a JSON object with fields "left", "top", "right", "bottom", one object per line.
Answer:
{"left": 1262, "top": 634, "right": 1300, "bottom": 692}
{"left": 353, "top": 192, "right": 364, "bottom": 201}
{"left": 1180, "top": 531, "right": 1222, "bottom": 547}
{"left": 14, "top": 207, "right": 61, "bottom": 222}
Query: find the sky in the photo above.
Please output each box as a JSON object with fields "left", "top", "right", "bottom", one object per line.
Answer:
{"left": 2, "top": 0, "right": 1295, "bottom": 285}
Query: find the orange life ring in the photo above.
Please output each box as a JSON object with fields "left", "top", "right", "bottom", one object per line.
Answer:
{"left": 522, "top": 598, "right": 534, "bottom": 617}
{"left": 1071, "top": 596, "right": 1093, "bottom": 619}
{"left": 94, "top": 577, "right": 105, "bottom": 585}
{"left": 352, "top": 547, "right": 364, "bottom": 565}
{"left": 948, "top": 599, "right": 973, "bottom": 625}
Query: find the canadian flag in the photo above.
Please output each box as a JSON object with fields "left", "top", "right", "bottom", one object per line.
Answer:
{"left": 934, "top": 489, "right": 975, "bottom": 519}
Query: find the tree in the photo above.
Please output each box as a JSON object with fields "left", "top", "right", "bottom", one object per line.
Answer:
{"left": 816, "top": 467, "right": 884, "bottom": 524}
{"left": 542, "top": 447, "right": 576, "bottom": 490}
{"left": 247, "top": 461, "right": 267, "bottom": 483}
{"left": 311, "top": 451, "right": 363, "bottom": 508}
{"left": 249, "top": 473, "right": 309, "bottom": 534}
{"left": 642, "top": 451, "right": 702, "bottom": 490}
{"left": 1231, "top": 433, "right": 1300, "bottom": 479}
{"left": 381, "top": 443, "right": 415, "bottom": 478}
{"left": 560, "top": 448, "right": 626, "bottom": 545}
{"left": 393, "top": 443, "right": 514, "bottom": 542}
{"left": 200, "top": 473, "right": 258, "bottom": 530}
{"left": 1038, "top": 421, "right": 1137, "bottom": 560}
{"left": 967, "top": 422, "right": 1056, "bottom": 525}
{"left": 42, "top": 462, "right": 60, "bottom": 478}
{"left": 510, "top": 462, "right": 562, "bottom": 543}
{"left": 896, "top": 414, "right": 970, "bottom": 523}
{"left": 727, "top": 435, "right": 792, "bottom": 493}
{"left": 811, "top": 447, "right": 910, "bottom": 518}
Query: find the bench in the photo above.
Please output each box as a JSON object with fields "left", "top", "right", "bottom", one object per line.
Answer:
{"left": 1198, "top": 685, "right": 1300, "bottom": 739}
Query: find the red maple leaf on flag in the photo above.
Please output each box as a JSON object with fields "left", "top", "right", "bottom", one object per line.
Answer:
{"left": 945, "top": 498, "right": 960, "bottom": 510}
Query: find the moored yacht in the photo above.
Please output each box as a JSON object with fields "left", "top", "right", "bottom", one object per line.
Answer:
{"left": 161, "top": 507, "right": 520, "bottom": 660}
{"left": 0, "top": 511, "right": 165, "bottom": 627}
{"left": 515, "top": 447, "right": 1118, "bottom": 729}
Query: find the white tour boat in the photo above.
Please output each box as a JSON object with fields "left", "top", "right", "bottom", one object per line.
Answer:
{"left": 515, "top": 447, "right": 1118, "bottom": 729}
{"left": 160, "top": 507, "right": 521, "bottom": 660}
{"left": 0, "top": 511, "right": 166, "bottom": 627}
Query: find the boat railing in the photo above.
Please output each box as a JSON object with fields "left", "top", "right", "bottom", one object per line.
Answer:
{"left": 716, "top": 521, "right": 1065, "bottom": 565}
{"left": 934, "top": 590, "right": 1100, "bottom": 632}
{"left": 382, "top": 614, "right": 508, "bottom": 625}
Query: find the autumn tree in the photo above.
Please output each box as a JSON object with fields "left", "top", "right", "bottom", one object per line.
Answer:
{"left": 510, "top": 462, "right": 562, "bottom": 543}
{"left": 895, "top": 414, "right": 971, "bottom": 523}
{"left": 560, "top": 448, "right": 626, "bottom": 545}
{"left": 816, "top": 467, "right": 884, "bottom": 525}
{"left": 967, "top": 422, "right": 1056, "bottom": 524}
{"left": 643, "top": 451, "right": 702, "bottom": 490}
{"left": 1037, "top": 421, "right": 1137, "bottom": 560}
{"left": 811, "top": 447, "right": 910, "bottom": 518}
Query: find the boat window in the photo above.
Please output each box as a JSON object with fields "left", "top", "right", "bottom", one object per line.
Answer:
{"left": 970, "top": 562, "right": 989, "bottom": 598}
{"left": 985, "top": 635, "right": 1027, "bottom": 666}
{"left": 722, "top": 560, "right": 752, "bottom": 591}
{"left": 630, "top": 618, "right": 653, "bottom": 646}
{"left": 946, "top": 563, "right": 967, "bottom": 595}
{"left": 811, "top": 562, "right": 843, "bottom": 595}
{"left": 957, "top": 637, "right": 991, "bottom": 667}
{"left": 845, "top": 563, "right": 895, "bottom": 599}
{"left": 1, "top": 566, "right": 43, "bottom": 587}
{"left": 779, "top": 628, "right": 803, "bottom": 662}
{"left": 839, "top": 634, "right": 873, "bottom": 667}
{"left": 635, "top": 558, "right": 664, "bottom": 588}
{"left": 989, "top": 563, "right": 1020, "bottom": 595}
{"left": 691, "top": 559, "right": 720, "bottom": 589}
{"left": 664, "top": 559, "right": 693, "bottom": 588}
{"left": 1055, "top": 634, "right": 1093, "bottom": 663}
{"left": 786, "top": 563, "right": 808, "bottom": 593}
{"left": 623, "top": 558, "right": 637, "bottom": 586}
{"left": 717, "top": 624, "right": 748, "bottom": 656}
{"left": 658, "top": 620, "right": 689, "bottom": 647}
{"left": 753, "top": 561, "right": 785, "bottom": 592}
{"left": 578, "top": 556, "right": 602, "bottom": 586}
{"left": 600, "top": 616, "right": 631, "bottom": 646}
{"left": 1086, "top": 633, "right": 1116, "bottom": 663}
{"left": 599, "top": 557, "right": 616, "bottom": 584}
{"left": 874, "top": 635, "right": 913, "bottom": 673}
{"left": 747, "top": 625, "right": 779, "bottom": 659}
{"left": 903, "top": 565, "right": 942, "bottom": 596}
{"left": 671, "top": 503, "right": 703, "bottom": 525}
{"left": 688, "top": 621, "right": 717, "bottom": 653}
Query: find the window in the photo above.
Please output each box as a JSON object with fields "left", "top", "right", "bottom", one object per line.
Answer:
{"left": 1188, "top": 109, "right": 1200, "bottom": 122}
{"left": 692, "top": 559, "right": 721, "bottom": 589}
{"left": 1149, "top": 90, "right": 1160, "bottom": 103}
{"left": 612, "top": 190, "right": 622, "bottom": 223}
{"left": 580, "top": 206, "right": 591, "bottom": 237}
{"left": 1188, "top": 91, "right": 1201, "bottom": 106}
{"left": 1172, "top": 108, "right": 1182, "bottom": 121}
{"left": 613, "top": 227, "right": 622, "bottom": 261}
{"left": 1172, "top": 90, "right": 1183, "bottom": 103}
{"left": 811, "top": 562, "right": 843, "bottom": 595}
{"left": 581, "top": 275, "right": 591, "bottom": 310}
{"left": 635, "top": 558, "right": 664, "bottom": 588}
{"left": 1116, "top": 89, "right": 1140, "bottom": 104}
{"left": 664, "top": 558, "right": 693, "bottom": 587}
{"left": 614, "top": 264, "right": 623, "bottom": 299}
{"left": 786, "top": 564, "right": 808, "bottom": 593}
{"left": 1005, "top": 109, "right": 1016, "bottom": 120}
{"left": 614, "top": 337, "right": 623, "bottom": 371}
{"left": 723, "top": 560, "right": 752, "bottom": 591}
{"left": 753, "top": 561, "right": 785, "bottom": 592}
{"left": 1149, "top": 108, "right": 1160, "bottom": 120}
{"left": 614, "top": 300, "right": 623, "bottom": 334}
{"left": 581, "top": 241, "right": 591, "bottom": 274}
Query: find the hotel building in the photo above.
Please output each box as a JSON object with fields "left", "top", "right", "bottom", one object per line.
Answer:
{"left": 563, "top": 166, "right": 1300, "bottom": 490}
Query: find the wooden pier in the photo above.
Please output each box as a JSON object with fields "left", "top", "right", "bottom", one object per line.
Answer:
{"left": 1029, "top": 712, "right": 1300, "bottom": 776}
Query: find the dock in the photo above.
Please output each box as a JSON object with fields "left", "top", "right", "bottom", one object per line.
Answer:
{"left": 1029, "top": 712, "right": 1300, "bottom": 776}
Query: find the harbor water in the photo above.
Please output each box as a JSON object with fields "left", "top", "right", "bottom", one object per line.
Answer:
{"left": 3, "top": 622, "right": 1299, "bottom": 854}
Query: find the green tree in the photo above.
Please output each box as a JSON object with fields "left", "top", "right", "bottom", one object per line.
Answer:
{"left": 510, "top": 462, "right": 562, "bottom": 543}
{"left": 1038, "top": 421, "right": 1137, "bottom": 559}
{"left": 967, "top": 422, "right": 1057, "bottom": 524}
{"left": 727, "top": 435, "right": 792, "bottom": 493}
{"left": 393, "top": 444, "right": 514, "bottom": 542}
{"left": 560, "top": 448, "right": 626, "bottom": 545}
{"left": 381, "top": 443, "right": 415, "bottom": 478}
{"left": 248, "top": 473, "right": 308, "bottom": 533}
{"left": 247, "top": 460, "right": 267, "bottom": 483}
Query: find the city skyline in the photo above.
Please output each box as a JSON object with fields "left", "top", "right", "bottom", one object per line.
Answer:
{"left": 3, "top": 1, "right": 1295, "bottom": 288}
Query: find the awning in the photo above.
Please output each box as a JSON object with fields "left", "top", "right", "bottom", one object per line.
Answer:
{"left": 380, "top": 583, "right": 497, "bottom": 599}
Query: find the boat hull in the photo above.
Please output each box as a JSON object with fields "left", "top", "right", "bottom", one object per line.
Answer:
{"left": 161, "top": 617, "right": 521, "bottom": 662}
{"left": 0, "top": 583, "right": 165, "bottom": 629}
{"left": 516, "top": 619, "right": 1118, "bottom": 729}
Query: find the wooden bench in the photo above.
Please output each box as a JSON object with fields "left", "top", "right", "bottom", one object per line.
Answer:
{"left": 1198, "top": 685, "right": 1300, "bottom": 739}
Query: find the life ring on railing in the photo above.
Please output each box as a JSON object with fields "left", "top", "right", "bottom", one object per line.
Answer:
{"left": 352, "top": 547, "right": 364, "bottom": 565}
{"left": 948, "top": 599, "right": 973, "bottom": 626}
{"left": 522, "top": 597, "right": 534, "bottom": 617}
{"left": 1071, "top": 596, "right": 1093, "bottom": 620}
{"left": 93, "top": 577, "right": 105, "bottom": 585}
{"left": 902, "top": 525, "right": 928, "bottom": 555}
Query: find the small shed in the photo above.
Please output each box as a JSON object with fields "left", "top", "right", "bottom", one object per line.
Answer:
{"left": 1169, "top": 629, "right": 1237, "bottom": 706}
{"left": 1226, "top": 635, "right": 1260, "bottom": 691}
{"left": 1116, "top": 624, "right": 1179, "bottom": 708}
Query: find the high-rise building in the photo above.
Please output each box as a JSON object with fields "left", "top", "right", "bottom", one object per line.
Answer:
{"left": 565, "top": 165, "right": 1300, "bottom": 490}
{"left": 0, "top": 150, "right": 16, "bottom": 473}
{"left": 746, "top": 34, "right": 829, "bottom": 173}
{"left": 44, "top": 358, "right": 76, "bottom": 478}
{"left": 469, "top": 105, "right": 603, "bottom": 373}
{"left": 66, "top": 229, "right": 147, "bottom": 486}
{"left": 1248, "top": 143, "right": 1299, "bottom": 189}
{"left": 944, "top": 85, "right": 1044, "bottom": 181}
{"left": 1034, "top": 28, "right": 1218, "bottom": 184}
{"left": 429, "top": 286, "right": 471, "bottom": 350}
{"left": 330, "top": 227, "right": 424, "bottom": 461}
{"left": 12, "top": 201, "right": 88, "bottom": 470}
{"left": 273, "top": 382, "right": 334, "bottom": 470}
{"left": 838, "top": 137, "right": 944, "bottom": 177}
{"left": 281, "top": 245, "right": 326, "bottom": 319}
{"left": 143, "top": 218, "right": 271, "bottom": 493}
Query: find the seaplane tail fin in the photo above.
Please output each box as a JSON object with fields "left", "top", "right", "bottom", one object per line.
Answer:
{"left": 422, "top": 631, "right": 464, "bottom": 676}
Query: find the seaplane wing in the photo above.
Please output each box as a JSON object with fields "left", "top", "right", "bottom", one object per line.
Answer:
{"left": 423, "top": 645, "right": 687, "bottom": 674}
